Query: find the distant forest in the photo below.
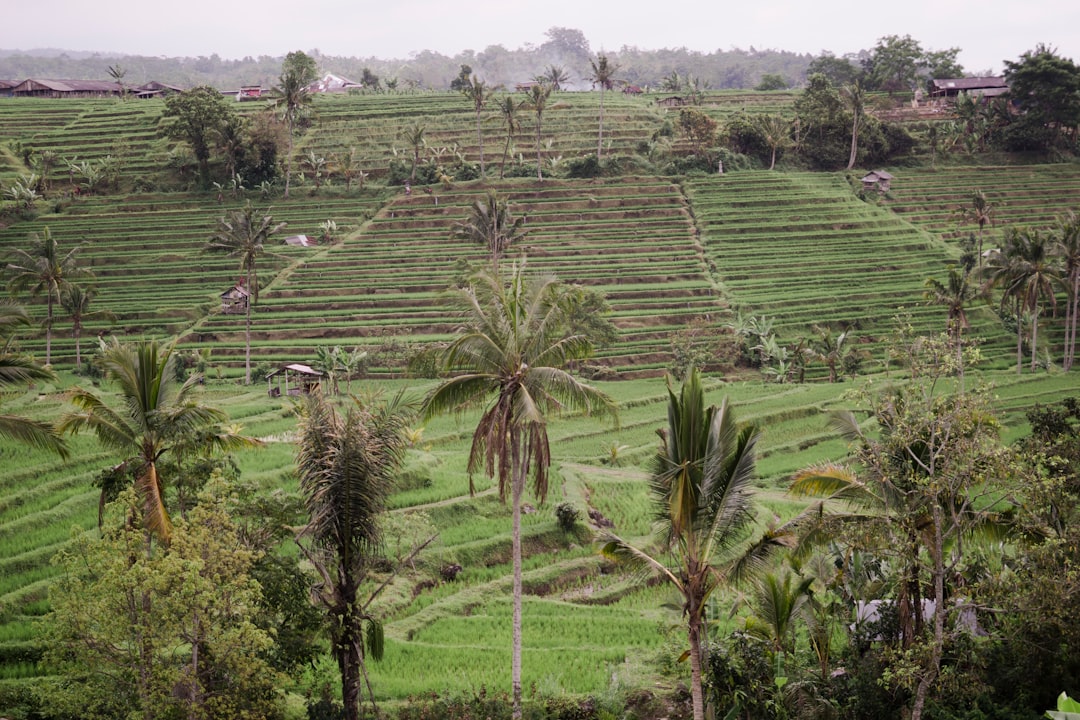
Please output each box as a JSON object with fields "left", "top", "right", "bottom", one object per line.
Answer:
{"left": 0, "top": 27, "right": 838, "bottom": 91}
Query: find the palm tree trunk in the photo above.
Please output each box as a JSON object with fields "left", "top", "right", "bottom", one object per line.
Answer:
{"left": 1068, "top": 272, "right": 1079, "bottom": 370}
{"left": 1031, "top": 304, "right": 1040, "bottom": 372}
{"left": 501, "top": 132, "right": 511, "bottom": 180}
{"left": 74, "top": 324, "right": 82, "bottom": 372}
{"left": 846, "top": 110, "right": 859, "bottom": 170}
{"left": 1015, "top": 297, "right": 1023, "bottom": 375}
{"left": 45, "top": 292, "right": 54, "bottom": 367}
{"left": 511, "top": 432, "right": 524, "bottom": 720}
{"left": 688, "top": 610, "right": 706, "bottom": 720}
{"left": 244, "top": 268, "right": 253, "bottom": 385}
{"left": 477, "top": 109, "right": 485, "bottom": 177}
{"left": 285, "top": 118, "right": 295, "bottom": 199}
{"left": 597, "top": 87, "right": 605, "bottom": 160}
{"left": 910, "top": 505, "right": 946, "bottom": 720}
{"left": 535, "top": 117, "right": 543, "bottom": 182}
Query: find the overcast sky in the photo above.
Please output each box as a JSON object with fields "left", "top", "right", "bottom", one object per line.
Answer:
{"left": 3, "top": 0, "right": 1077, "bottom": 74}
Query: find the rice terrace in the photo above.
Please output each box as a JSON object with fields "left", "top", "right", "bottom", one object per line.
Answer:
{"left": 1, "top": 35, "right": 1080, "bottom": 720}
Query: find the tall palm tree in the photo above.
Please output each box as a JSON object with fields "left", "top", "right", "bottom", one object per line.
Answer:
{"left": 0, "top": 302, "right": 67, "bottom": 457}
{"left": 589, "top": 54, "right": 620, "bottom": 161}
{"left": 496, "top": 95, "right": 521, "bottom": 179}
{"left": 421, "top": 263, "right": 616, "bottom": 719}
{"left": 461, "top": 75, "right": 492, "bottom": 177}
{"left": 1053, "top": 210, "right": 1080, "bottom": 370}
{"left": 271, "top": 52, "right": 318, "bottom": 199}
{"left": 58, "top": 338, "right": 250, "bottom": 543}
{"left": 602, "top": 368, "right": 790, "bottom": 720}
{"left": 756, "top": 114, "right": 792, "bottom": 170}
{"left": 205, "top": 203, "right": 287, "bottom": 385}
{"left": 538, "top": 65, "right": 570, "bottom": 91}
{"left": 522, "top": 83, "right": 553, "bottom": 182}
{"left": 924, "top": 266, "right": 981, "bottom": 381}
{"left": 451, "top": 190, "right": 528, "bottom": 274}
{"left": 1004, "top": 227, "right": 1063, "bottom": 371}
{"left": 843, "top": 80, "right": 865, "bottom": 170}
{"left": 5, "top": 226, "right": 93, "bottom": 366}
{"left": 400, "top": 121, "right": 427, "bottom": 184}
{"left": 955, "top": 190, "right": 996, "bottom": 267}
{"left": 296, "top": 391, "right": 411, "bottom": 720}
{"left": 60, "top": 283, "right": 115, "bottom": 373}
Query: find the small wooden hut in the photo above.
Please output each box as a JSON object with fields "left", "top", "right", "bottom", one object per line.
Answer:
{"left": 861, "top": 170, "right": 894, "bottom": 192}
{"left": 220, "top": 283, "right": 250, "bottom": 315}
{"left": 267, "top": 363, "right": 323, "bottom": 398}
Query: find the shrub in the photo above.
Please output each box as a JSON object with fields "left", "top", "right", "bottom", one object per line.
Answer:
{"left": 555, "top": 502, "right": 580, "bottom": 532}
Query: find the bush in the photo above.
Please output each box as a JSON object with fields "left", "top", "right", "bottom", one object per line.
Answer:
{"left": 555, "top": 503, "right": 580, "bottom": 532}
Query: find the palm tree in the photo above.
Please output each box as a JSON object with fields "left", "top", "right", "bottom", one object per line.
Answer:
{"left": 602, "top": 368, "right": 790, "bottom": 720}
{"left": 843, "top": 80, "right": 865, "bottom": 170}
{"left": 400, "top": 121, "right": 427, "bottom": 183}
{"left": 539, "top": 65, "right": 570, "bottom": 91}
{"left": 5, "top": 226, "right": 93, "bottom": 367}
{"left": 421, "top": 263, "right": 616, "bottom": 719}
{"left": 1053, "top": 210, "right": 1080, "bottom": 370}
{"left": 461, "top": 75, "right": 492, "bottom": 177}
{"left": 58, "top": 338, "right": 250, "bottom": 543}
{"left": 955, "top": 190, "right": 996, "bottom": 267}
{"left": 60, "top": 283, "right": 115, "bottom": 373}
{"left": 997, "top": 227, "right": 1064, "bottom": 372}
{"left": 924, "top": 266, "right": 981, "bottom": 382}
{"left": 496, "top": 95, "right": 521, "bottom": 179}
{"left": 589, "top": 54, "right": 620, "bottom": 161}
{"left": 295, "top": 390, "right": 412, "bottom": 720}
{"left": 522, "top": 83, "right": 553, "bottom": 182}
{"left": 451, "top": 190, "right": 528, "bottom": 273}
{"left": 271, "top": 52, "right": 318, "bottom": 199}
{"left": 0, "top": 302, "right": 67, "bottom": 457}
{"left": 205, "top": 203, "right": 287, "bottom": 384}
{"left": 806, "top": 324, "right": 850, "bottom": 383}
{"left": 756, "top": 114, "right": 792, "bottom": 170}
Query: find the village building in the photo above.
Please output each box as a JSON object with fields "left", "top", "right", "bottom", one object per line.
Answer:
{"left": 307, "top": 73, "right": 363, "bottom": 94}
{"left": 0, "top": 80, "right": 16, "bottom": 97}
{"left": 266, "top": 363, "right": 323, "bottom": 397}
{"left": 236, "top": 85, "right": 264, "bottom": 101}
{"left": 132, "top": 81, "right": 185, "bottom": 99}
{"left": 622, "top": 85, "right": 644, "bottom": 95}
{"left": 861, "top": 170, "right": 894, "bottom": 192}
{"left": 515, "top": 81, "right": 540, "bottom": 92}
{"left": 929, "top": 77, "right": 1009, "bottom": 102}
{"left": 657, "top": 95, "right": 687, "bottom": 108}
{"left": 284, "top": 234, "right": 317, "bottom": 247}
{"left": 10, "top": 78, "right": 124, "bottom": 98}
{"left": 219, "top": 283, "right": 250, "bottom": 315}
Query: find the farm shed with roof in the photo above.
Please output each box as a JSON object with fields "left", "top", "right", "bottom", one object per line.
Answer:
{"left": 11, "top": 79, "right": 124, "bottom": 98}
{"left": 267, "top": 363, "right": 323, "bottom": 397}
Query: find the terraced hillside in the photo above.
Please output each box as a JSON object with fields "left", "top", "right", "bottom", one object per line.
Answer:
{"left": 885, "top": 164, "right": 1080, "bottom": 241}
{"left": 189, "top": 177, "right": 721, "bottom": 377}
{"left": 687, "top": 171, "right": 1017, "bottom": 368}
{"left": 0, "top": 191, "right": 389, "bottom": 366}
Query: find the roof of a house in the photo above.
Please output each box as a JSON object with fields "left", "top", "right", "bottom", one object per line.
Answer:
{"left": 930, "top": 76, "right": 1008, "bottom": 92}
{"left": 267, "top": 363, "right": 323, "bottom": 378}
{"left": 861, "top": 170, "right": 894, "bottom": 182}
{"left": 308, "top": 73, "right": 363, "bottom": 93}
{"left": 12, "top": 78, "right": 123, "bottom": 93}
{"left": 220, "top": 284, "right": 250, "bottom": 299}
{"left": 284, "top": 234, "right": 316, "bottom": 247}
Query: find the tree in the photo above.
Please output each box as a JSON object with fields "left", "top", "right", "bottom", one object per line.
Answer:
{"left": 955, "top": 190, "right": 997, "bottom": 267}
{"left": 271, "top": 50, "right": 319, "bottom": 198}
{"left": 806, "top": 52, "right": 861, "bottom": 86}
{"left": 41, "top": 483, "right": 282, "bottom": 720}
{"left": 0, "top": 302, "right": 67, "bottom": 457}
{"left": 162, "top": 86, "right": 237, "bottom": 186}
{"left": 1004, "top": 45, "right": 1080, "bottom": 150}
{"left": 58, "top": 338, "right": 252, "bottom": 543}
{"left": 806, "top": 324, "right": 851, "bottom": 383}
{"left": 461, "top": 75, "right": 492, "bottom": 176}
{"left": 679, "top": 107, "right": 718, "bottom": 158}
{"left": 421, "top": 263, "right": 616, "bottom": 719}
{"left": 295, "top": 391, "right": 414, "bottom": 720}
{"left": 1054, "top": 211, "right": 1080, "bottom": 371}
{"left": 755, "top": 73, "right": 789, "bottom": 91}
{"left": 522, "top": 82, "right": 553, "bottom": 182}
{"left": 862, "top": 35, "right": 961, "bottom": 93}
{"left": 843, "top": 80, "right": 866, "bottom": 169}
{"left": 924, "top": 266, "right": 981, "bottom": 383}
{"left": 60, "top": 283, "right": 114, "bottom": 373}
{"left": 205, "top": 202, "right": 287, "bottom": 384}
{"left": 755, "top": 114, "right": 791, "bottom": 170}
{"left": 790, "top": 372, "right": 1009, "bottom": 720}
{"left": 601, "top": 368, "right": 789, "bottom": 720}
{"left": 400, "top": 121, "right": 427, "bottom": 183}
{"left": 451, "top": 190, "right": 528, "bottom": 273}
{"left": 589, "top": 54, "right": 620, "bottom": 160}
{"left": 4, "top": 226, "right": 92, "bottom": 366}
{"left": 107, "top": 64, "right": 127, "bottom": 101}
{"left": 496, "top": 95, "right": 521, "bottom": 179}
{"left": 539, "top": 64, "right": 570, "bottom": 91}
